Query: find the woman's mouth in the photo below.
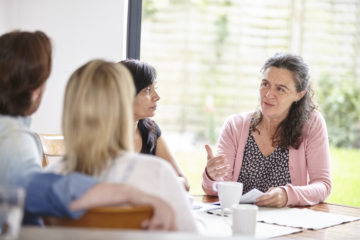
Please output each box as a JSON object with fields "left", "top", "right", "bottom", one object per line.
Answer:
{"left": 264, "top": 102, "right": 274, "bottom": 107}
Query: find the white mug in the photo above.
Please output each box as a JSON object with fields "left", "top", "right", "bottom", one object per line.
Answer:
{"left": 232, "top": 203, "right": 258, "bottom": 235}
{"left": 212, "top": 181, "right": 243, "bottom": 212}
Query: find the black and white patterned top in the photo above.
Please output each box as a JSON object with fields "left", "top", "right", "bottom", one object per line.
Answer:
{"left": 238, "top": 131, "right": 291, "bottom": 194}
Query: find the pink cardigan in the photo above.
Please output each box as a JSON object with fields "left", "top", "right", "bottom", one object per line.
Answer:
{"left": 202, "top": 111, "right": 332, "bottom": 206}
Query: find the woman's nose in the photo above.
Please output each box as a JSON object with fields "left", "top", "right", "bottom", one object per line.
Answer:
{"left": 153, "top": 91, "right": 160, "bottom": 101}
{"left": 265, "top": 87, "right": 275, "bottom": 98}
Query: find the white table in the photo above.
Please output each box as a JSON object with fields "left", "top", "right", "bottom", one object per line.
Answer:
{"left": 19, "top": 226, "right": 257, "bottom": 240}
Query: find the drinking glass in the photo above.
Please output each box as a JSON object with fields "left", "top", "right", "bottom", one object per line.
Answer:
{"left": 0, "top": 187, "right": 25, "bottom": 240}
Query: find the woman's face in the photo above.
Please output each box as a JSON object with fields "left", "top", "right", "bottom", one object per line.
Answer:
{"left": 133, "top": 82, "right": 160, "bottom": 120}
{"left": 259, "top": 67, "right": 305, "bottom": 122}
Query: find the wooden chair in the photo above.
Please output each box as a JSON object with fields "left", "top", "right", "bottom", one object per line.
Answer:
{"left": 36, "top": 133, "right": 65, "bottom": 167}
{"left": 43, "top": 205, "right": 153, "bottom": 229}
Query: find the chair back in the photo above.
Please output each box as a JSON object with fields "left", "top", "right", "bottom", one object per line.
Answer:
{"left": 37, "top": 133, "right": 65, "bottom": 167}
{"left": 43, "top": 205, "right": 153, "bottom": 229}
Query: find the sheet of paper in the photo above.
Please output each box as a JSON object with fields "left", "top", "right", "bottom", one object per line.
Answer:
{"left": 257, "top": 207, "right": 360, "bottom": 230}
{"left": 204, "top": 189, "right": 264, "bottom": 206}
{"left": 192, "top": 201, "right": 219, "bottom": 210}
{"left": 240, "top": 189, "right": 264, "bottom": 203}
{"left": 194, "top": 210, "right": 301, "bottom": 238}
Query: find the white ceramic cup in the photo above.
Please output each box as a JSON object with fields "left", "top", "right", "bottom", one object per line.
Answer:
{"left": 0, "top": 186, "right": 25, "bottom": 240}
{"left": 212, "top": 182, "right": 243, "bottom": 212}
{"left": 232, "top": 203, "right": 258, "bottom": 235}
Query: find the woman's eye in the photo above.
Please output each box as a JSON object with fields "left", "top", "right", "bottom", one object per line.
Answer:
{"left": 277, "top": 87, "right": 285, "bottom": 93}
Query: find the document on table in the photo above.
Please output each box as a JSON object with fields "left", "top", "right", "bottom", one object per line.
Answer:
{"left": 194, "top": 209, "right": 302, "bottom": 238}
{"left": 257, "top": 207, "right": 360, "bottom": 230}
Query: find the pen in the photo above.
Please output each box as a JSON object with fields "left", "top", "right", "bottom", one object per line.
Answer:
{"left": 206, "top": 208, "right": 229, "bottom": 217}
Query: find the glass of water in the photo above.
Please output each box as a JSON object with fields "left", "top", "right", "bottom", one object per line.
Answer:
{"left": 0, "top": 187, "right": 25, "bottom": 240}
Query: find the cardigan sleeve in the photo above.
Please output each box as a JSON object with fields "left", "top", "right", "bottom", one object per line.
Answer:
{"left": 283, "top": 111, "right": 332, "bottom": 206}
{"left": 202, "top": 115, "right": 240, "bottom": 195}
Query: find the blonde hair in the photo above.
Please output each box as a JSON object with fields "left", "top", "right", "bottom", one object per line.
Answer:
{"left": 62, "top": 59, "right": 135, "bottom": 175}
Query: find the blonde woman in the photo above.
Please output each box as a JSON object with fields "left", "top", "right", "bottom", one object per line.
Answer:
{"left": 46, "top": 60, "right": 198, "bottom": 232}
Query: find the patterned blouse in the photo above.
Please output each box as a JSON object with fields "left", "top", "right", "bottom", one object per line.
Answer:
{"left": 238, "top": 131, "right": 291, "bottom": 194}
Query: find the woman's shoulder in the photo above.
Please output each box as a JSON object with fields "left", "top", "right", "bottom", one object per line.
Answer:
{"left": 302, "top": 110, "right": 327, "bottom": 136}
{"left": 117, "top": 152, "right": 173, "bottom": 171}
{"left": 306, "top": 110, "right": 326, "bottom": 128}
{"left": 113, "top": 152, "right": 178, "bottom": 183}
{"left": 223, "top": 112, "right": 254, "bottom": 129}
{"left": 0, "top": 116, "right": 39, "bottom": 144}
{"left": 0, "top": 117, "right": 43, "bottom": 161}
{"left": 309, "top": 110, "right": 324, "bottom": 121}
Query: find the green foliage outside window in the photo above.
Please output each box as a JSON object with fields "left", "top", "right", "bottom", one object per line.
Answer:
{"left": 317, "top": 73, "right": 360, "bottom": 148}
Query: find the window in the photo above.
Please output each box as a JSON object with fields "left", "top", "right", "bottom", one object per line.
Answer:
{"left": 130, "top": 0, "right": 360, "bottom": 197}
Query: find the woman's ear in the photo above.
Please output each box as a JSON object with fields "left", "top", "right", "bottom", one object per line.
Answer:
{"left": 32, "top": 82, "right": 47, "bottom": 102}
{"left": 296, "top": 90, "right": 307, "bottom": 102}
{"left": 32, "top": 86, "right": 42, "bottom": 102}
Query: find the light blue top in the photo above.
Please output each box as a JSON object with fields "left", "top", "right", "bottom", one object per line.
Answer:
{"left": 0, "top": 114, "right": 99, "bottom": 225}
{"left": 0, "top": 114, "right": 43, "bottom": 187}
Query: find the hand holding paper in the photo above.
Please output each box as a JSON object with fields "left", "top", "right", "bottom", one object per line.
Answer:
{"left": 240, "top": 189, "right": 264, "bottom": 203}
{"left": 255, "top": 187, "right": 288, "bottom": 208}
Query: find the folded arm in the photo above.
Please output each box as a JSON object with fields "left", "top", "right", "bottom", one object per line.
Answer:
{"left": 25, "top": 172, "right": 176, "bottom": 230}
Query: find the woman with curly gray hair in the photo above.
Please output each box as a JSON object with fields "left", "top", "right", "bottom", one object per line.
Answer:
{"left": 202, "top": 53, "right": 331, "bottom": 207}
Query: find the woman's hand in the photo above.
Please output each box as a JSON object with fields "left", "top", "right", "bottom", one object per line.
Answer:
{"left": 139, "top": 192, "right": 177, "bottom": 231}
{"left": 255, "top": 187, "right": 288, "bottom": 208}
{"left": 205, "top": 144, "right": 230, "bottom": 181}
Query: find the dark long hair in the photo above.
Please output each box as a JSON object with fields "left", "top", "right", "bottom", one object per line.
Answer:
{"left": 0, "top": 30, "right": 52, "bottom": 116}
{"left": 120, "top": 59, "right": 158, "bottom": 152}
{"left": 251, "top": 53, "right": 316, "bottom": 150}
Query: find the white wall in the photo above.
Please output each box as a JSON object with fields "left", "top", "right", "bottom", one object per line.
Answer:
{"left": 0, "top": 0, "right": 128, "bottom": 133}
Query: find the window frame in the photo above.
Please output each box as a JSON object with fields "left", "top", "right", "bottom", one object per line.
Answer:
{"left": 126, "top": 0, "right": 142, "bottom": 59}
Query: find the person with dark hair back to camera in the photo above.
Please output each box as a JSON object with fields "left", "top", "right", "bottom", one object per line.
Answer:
{"left": 202, "top": 53, "right": 331, "bottom": 207}
{"left": 0, "top": 30, "right": 175, "bottom": 230}
{"left": 120, "top": 59, "right": 190, "bottom": 191}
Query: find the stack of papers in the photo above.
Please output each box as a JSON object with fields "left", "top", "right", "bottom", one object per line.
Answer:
{"left": 194, "top": 209, "right": 302, "bottom": 238}
{"left": 193, "top": 202, "right": 360, "bottom": 238}
{"left": 257, "top": 207, "right": 360, "bottom": 230}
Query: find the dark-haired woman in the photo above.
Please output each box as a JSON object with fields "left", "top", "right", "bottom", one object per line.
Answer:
{"left": 202, "top": 53, "right": 331, "bottom": 207}
{"left": 120, "top": 59, "right": 190, "bottom": 191}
